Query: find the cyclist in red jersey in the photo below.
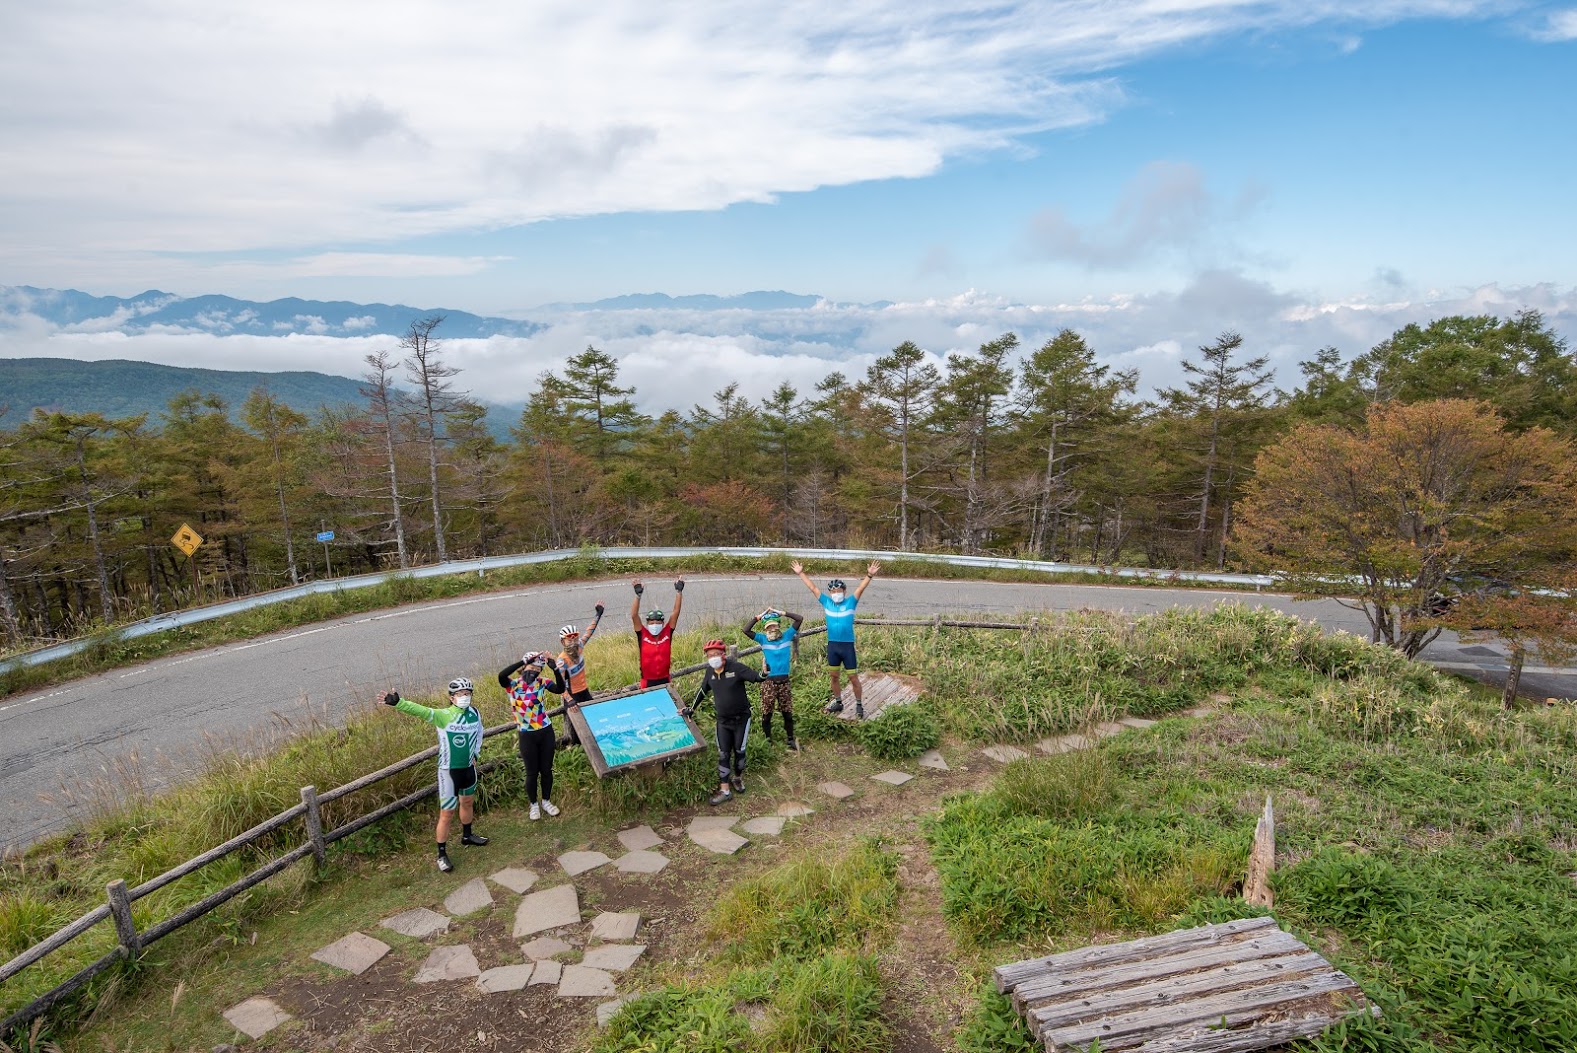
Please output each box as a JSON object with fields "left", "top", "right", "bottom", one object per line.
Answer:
{"left": 630, "top": 577, "right": 684, "bottom": 687}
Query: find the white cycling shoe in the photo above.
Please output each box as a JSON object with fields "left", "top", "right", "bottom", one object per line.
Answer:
{"left": 541, "top": 799, "right": 561, "bottom": 817}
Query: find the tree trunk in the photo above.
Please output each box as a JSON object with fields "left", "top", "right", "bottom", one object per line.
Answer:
{"left": 899, "top": 402, "right": 910, "bottom": 551}
{"left": 382, "top": 423, "right": 409, "bottom": 568}
{"left": 1502, "top": 650, "right": 1525, "bottom": 709}
{"left": 426, "top": 423, "right": 446, "bottom": 562}
{"left": 0, "top": 553, "right": 21, "bottom": 645}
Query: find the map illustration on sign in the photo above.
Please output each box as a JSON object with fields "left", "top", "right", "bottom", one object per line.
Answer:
{"left": 574, "top": 687, "right": 701, "bottom": 773}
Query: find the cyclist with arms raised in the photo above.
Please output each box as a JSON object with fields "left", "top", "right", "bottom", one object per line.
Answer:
{"left": 631, "top": 577, "right": 684, "bottom": 687}
{"left": 793, "top": 560, "right": 880, "bottom": 719}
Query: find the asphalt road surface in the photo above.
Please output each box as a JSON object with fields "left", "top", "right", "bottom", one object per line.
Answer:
{"left": 3, "top": 574, "right": 1571, "bottom": 853}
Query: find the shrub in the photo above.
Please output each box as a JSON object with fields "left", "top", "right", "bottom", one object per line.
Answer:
{"left": 993, "top": 750, "right": 1118, "bottom": 821}
{"left": 856, "top": 701, "right": 940, "bottom": 761}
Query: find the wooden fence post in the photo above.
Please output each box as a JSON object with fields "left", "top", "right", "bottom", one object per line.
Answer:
{"left": 1243, "top": 796, "right": 1276, "bottom": 908}
{"left": 105, "top": 880, "right": 140, "bottom": 962}
{"left": 301, "top": 785, "right": 327, "bottom": 870}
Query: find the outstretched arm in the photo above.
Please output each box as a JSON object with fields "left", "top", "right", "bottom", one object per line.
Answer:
{"left": 854, "top": 560, "right": 880, "bottom": 600}
{"left": 582, "top": 604, "right": 605, "bottom": 648}
{"left": 670, "top": 577, "right": 685, "bottom": 628}
{"left": 791, "top": 560, "right": 821, "bottom": 599}
{"left": 630, "top": 582, "right": 644, "bottom": 632}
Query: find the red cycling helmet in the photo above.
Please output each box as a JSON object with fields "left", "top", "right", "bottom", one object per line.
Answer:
{"left": 703, "top": 639, "right": 727, "bottom": 653}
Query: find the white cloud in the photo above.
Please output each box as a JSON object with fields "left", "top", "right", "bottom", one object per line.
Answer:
{"left": 0, "top": 0, "right": 1506, "bottom": 273}
{"left": 1534, "top": 8, "right": 1577, "bottom": 39}
{"left": 4, "top": 278, "right": 1571, "bottom": 414}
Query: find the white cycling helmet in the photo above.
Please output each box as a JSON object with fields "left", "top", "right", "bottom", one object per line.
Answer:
{"left": 559, "top": 624, "right": 579, "bottom": 639}
{"left": 447, "top": 677, "right": 474, "bottom": 694}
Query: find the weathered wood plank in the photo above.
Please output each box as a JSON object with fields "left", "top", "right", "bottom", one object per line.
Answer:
{"left": 1011, "top": 931, "right": 1308, "bottom": 1011}
{"left": 1026, "top": 951, "right": 1328, "bottom": 1027}
{"left": 1128, "top": 1005, "right": 1381, "bottom": 1053}
{"left": 1243, "top": 796, "right": 1275, "bottom": 908}
{"left": 1040, "top": 971, "right": 1362, "bottom": 1050}
{"left": 995, "top": 918, "right": 1276, "bottom": 993}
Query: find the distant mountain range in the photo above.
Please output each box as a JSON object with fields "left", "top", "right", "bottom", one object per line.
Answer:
{"left": 534, "top": 290, "right": 828, "bottom": 312}
{"left": 0, "top": 285, "right": 544, "bottom": 339}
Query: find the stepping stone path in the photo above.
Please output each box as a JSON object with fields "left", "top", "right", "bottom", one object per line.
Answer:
{"left": 776, "top": 801, "right": 815, "bottom": 817}
{"left": 443, "top": 877, "right": 493, "bottom": 917}
{"left": 223, "top": 996, "right": 292, "bottom": 1039}
{"left": 590, "top": 912, "right": 641, "bottom": 941}
{"left": 617, "top": 825, "right": 665, "bottom": 852}
{"left": 559, "top": 964, "right": 619, "bottom": 997}
{"left": 615, "top": 850, "right": 670, "bottom": 874}
{"left": 414, "top": 944, "right": 481, "bottom": 983}
{"left": 817, "top": 780, "right": 855, "bottom": 799}
{"left": 828, "top": 672, "right": 922, "bottom": 721}
{"left": 530, "top": 959, "right": 564, "bottom": 985}
{"left": 311, "top": 932, "right": 391, "bottom": 975}
{"left": 489, "top": 866, "right": 539, "bottom": 894}
{"left": 477, "top": 963, "right": 536, "bottom": 993}
{"left": 687, "top": 815, "right": 741, "bottom": 833}
{"left": 917, "top": 749, "right": 949, "bottom": 770}
{"left": 521, "top": 936, "right": 575, "bottom": 960}
{"left": 559, "top": 850, "right": 613, "bottom": 876}
{"left": 687, "top": 816, "right": 748, "bottom": 855}
{"left": 741, "top": 816, "right": 786, "bottom": 836}
{"left": 514, "top": 883, "right": 582, "bottom": 938}
{"left": 1120, "top": 716, "right": 1157, "bottom": 730}
{"left": 581, "top": 944, "right": 647, "bottom": 972}
{"left": 598, "top": 998, "right": 630, "bottom": 1027}
{"left": 871, "top": 770, "right": 914, "bottom": 786}
{"left": 381, "top": 907, "right": 450, "bottom": 939}
{"left": 982, "top": 744, "right": 1029, "bottom": 763}
{"left": 1092, "top": 721, "right": 1126, "bottom": 738}
{"left": 1036, "top": 733, "right": 1091, "bottom": 755}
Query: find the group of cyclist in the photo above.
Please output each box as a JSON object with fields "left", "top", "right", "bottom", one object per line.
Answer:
{"left": 381, "top": 562, "right": 880, "bottom": 871}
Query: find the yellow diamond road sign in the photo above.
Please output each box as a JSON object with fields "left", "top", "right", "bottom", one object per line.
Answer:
{"left": 170, "top": 523, "right": 204, "bottom": 557}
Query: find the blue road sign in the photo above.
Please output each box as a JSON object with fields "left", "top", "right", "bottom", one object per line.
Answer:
{"left": 315, "top": 530, "right": 335, "bottom": 542}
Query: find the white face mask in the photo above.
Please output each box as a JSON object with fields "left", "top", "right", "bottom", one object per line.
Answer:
{"left": 646, "top": 619, "right": 665, "bottom": 632}
{"left": 453, "top": 693, "right": 473, "bottom": 708}
{"left": 829, "top": 591, "right": 846, "bottom": 603}
{"left": 707, "top": 655, "right": 725, "bottom": 669}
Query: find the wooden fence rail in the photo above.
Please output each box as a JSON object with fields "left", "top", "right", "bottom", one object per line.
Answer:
{"left": 1, "top": 616, "right": 1044, "bottom": 1037}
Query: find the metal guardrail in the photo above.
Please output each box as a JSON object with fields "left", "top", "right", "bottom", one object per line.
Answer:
{"left": 0, "top": 615, "right": 1048, "bottom": 1037}
{"left": 0, "top": 546, "right": 1271, "bottom": 675}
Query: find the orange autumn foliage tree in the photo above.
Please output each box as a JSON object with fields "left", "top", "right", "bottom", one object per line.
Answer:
{"left": 1233, "top": 400, "right": 1577, "bottom": 659}
{"left": 1447, "top": 577, "right": 1577, "bottom": 708}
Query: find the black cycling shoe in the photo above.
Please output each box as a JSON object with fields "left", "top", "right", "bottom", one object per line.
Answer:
{"left": 731, "top": 776, "right": 745, "bottom": 794}
{"left": 708, "top": 788, "right": 733, "bottom": 806}
{"left": 825, "top": 699, "right": 844, "bottom": 714}
{"left": 461, "top": 832, "right": 490, "bottom": 847}
{"left": 855, "top": 703, "right": 866, "bottom": 720}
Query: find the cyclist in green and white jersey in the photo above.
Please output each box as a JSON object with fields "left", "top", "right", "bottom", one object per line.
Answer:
{"left": 383, "top": 676, "right": 490, "bottom": 872}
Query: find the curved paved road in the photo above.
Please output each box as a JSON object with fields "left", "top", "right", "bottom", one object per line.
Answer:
{"left": 2, "top": 574, "right": 1570, "bottom": 852}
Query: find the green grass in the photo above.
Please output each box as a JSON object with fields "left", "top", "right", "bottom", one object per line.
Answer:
{"left": 0, "top": 549, "right": 1280, "bottom": 699}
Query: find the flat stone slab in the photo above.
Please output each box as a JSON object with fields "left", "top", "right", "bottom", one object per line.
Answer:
{"left": 691, "top": 827, "right": 749, "bottom": 854}
{"left": 490, "top": 866, "right": 540, "bottom": 894}
{"left": 1119, "top": 716, "right": 1157, "bottom": 729}
{"left": 443, "top": 877, "right": 494, "bottom": 917}
{"left": 514, "top": 883, "right": 582, "bottom": 938}
{"left": 559, "top": 850, "right": 613, "bottom": 876}
{"left": 871, "top": 770, "right": 914, "bottom": 786}
{"left": 598, "top": 998, "right": 630, "bottom": 1027}
{"left": 917, "top": 749, "right": 949, "bottom": 770}
{"left": 380, "top": 907, "right": 450, "bottom": 940}
{"left": 580, "top": 943, "right": 647, "bottom": 972}
{"left": 559, "top": 964, "right": 619, "bottom": 997}
{"left": 1036, "top": 734, "right": 1090, "bottom": 755}
{"left": 617, "top": 825, "right": 665, "bottom": 852}
{"left": 776, "top": 801, "right": 815, "bottom": 817}
{"left": 983, "top": 745, "right": 1029, "bottom": 763}
{"left": 223, "top": 996, "right": 293, "bottom": 1039}
{"left": 530, "top": 959, "right": 563, "bottom": 985}
{"left": 477, "top": 963, "right": 536, "bottom": 993}
{"left": 817, "top": 781, "right": 855, "bottom": 799}
{"left": 687, "top": 815, "right": 740, "bottom": 833}
{"left": 310, "top": 931, "right": 391, "bottom": 975}
{"left": 1093, "top": 721, "right": 1126, "bottom": 738}
{"left": 413, "top": 943, "right": 481, "bottom": 983}
{"left": 741, "top": 816, "right": 786, "bottom": 836}
{"left": 522, "top": 936, "right": 575, "bottom": 960}
{"left": 614, "top": 850, "right": 670, "bottom": 874}
{"left": 589, "top": 911, "right": 641, "bottom": 941}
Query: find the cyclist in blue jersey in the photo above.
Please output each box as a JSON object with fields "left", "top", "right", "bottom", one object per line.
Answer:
{"left": 742, "top": 607, "right": 804, "bottom": 750}
{"left": 793, "top": 559, "right": 880, "bottom": 719}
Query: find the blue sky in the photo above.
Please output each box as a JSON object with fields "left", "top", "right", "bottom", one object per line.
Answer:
{"left": 1, "top": 2, "right": 1574, "bottom": 409}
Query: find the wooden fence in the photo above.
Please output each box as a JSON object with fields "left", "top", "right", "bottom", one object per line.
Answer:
{"left": 0, "top": 616, "right": 1042, "bottom": 1037}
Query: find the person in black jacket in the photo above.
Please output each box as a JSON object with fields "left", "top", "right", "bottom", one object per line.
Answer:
{"left": 684, "top": 638, "right": 766, "bottom": 805}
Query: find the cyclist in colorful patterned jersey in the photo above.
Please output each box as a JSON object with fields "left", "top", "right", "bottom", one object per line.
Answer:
{"left": 498, "top": 651, "right": 568, "bottom": 821}
{"left": 630, "top": 578, "right": 684, "bottom": 687}
{"left": 382, "top": 677, "right": 489, "bottom": 872}
{"left": 554, "top": 603, "right": 605, "bottom": 749}
{"left": 793, "top": 559, "right": 880, "bottom": 719}
{"left": 742, "top": 607, "right": 804, "bottom": 750}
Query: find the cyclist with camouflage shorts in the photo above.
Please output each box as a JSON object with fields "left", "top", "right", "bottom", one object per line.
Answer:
{"left": 382, "top": 677, "right": 490, "bottom": 872}
{"left": 742, "top": 607, "right": 804, "bottom": 751}
{"left": 631, "top": 577, "right": 685, "bottom": 687}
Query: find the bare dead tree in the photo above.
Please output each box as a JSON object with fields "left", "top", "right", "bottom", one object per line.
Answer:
{"left": 400, "top": 316, "right": 464, "bottom": 563}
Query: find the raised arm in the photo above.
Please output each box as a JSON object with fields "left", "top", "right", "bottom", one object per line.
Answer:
{"left": 497, "top": 660, "right": 525, "bottom": 689}
{"left": 670, "top": 577, "right": 685, "bottom": 628}
{"left": 741, "top": 612, "right": 762, "bottom": 635}
{"left": 791, "top": 560, "right": 821, "bottom": 599}
{"left": 582, "top": 604, "right": 605, "bottom": 648}
{"left": 630, "top": 581, "right": 644, "bottom": 632}
{"left": 854, "top": 560, "right": 880, "bottom": 600}
{"left": 543, "top": 662, "right": 567, "bottom": 694}
{"left": 785, "top": 610, "right": 805, "bottom": 631}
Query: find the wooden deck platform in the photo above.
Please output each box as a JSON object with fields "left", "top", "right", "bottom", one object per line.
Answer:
{"left": 829, "top": 671, "right": 923, "bottom": 720}
{"left": 994, "top": 917, "right": 1375, "bottom": 1052}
